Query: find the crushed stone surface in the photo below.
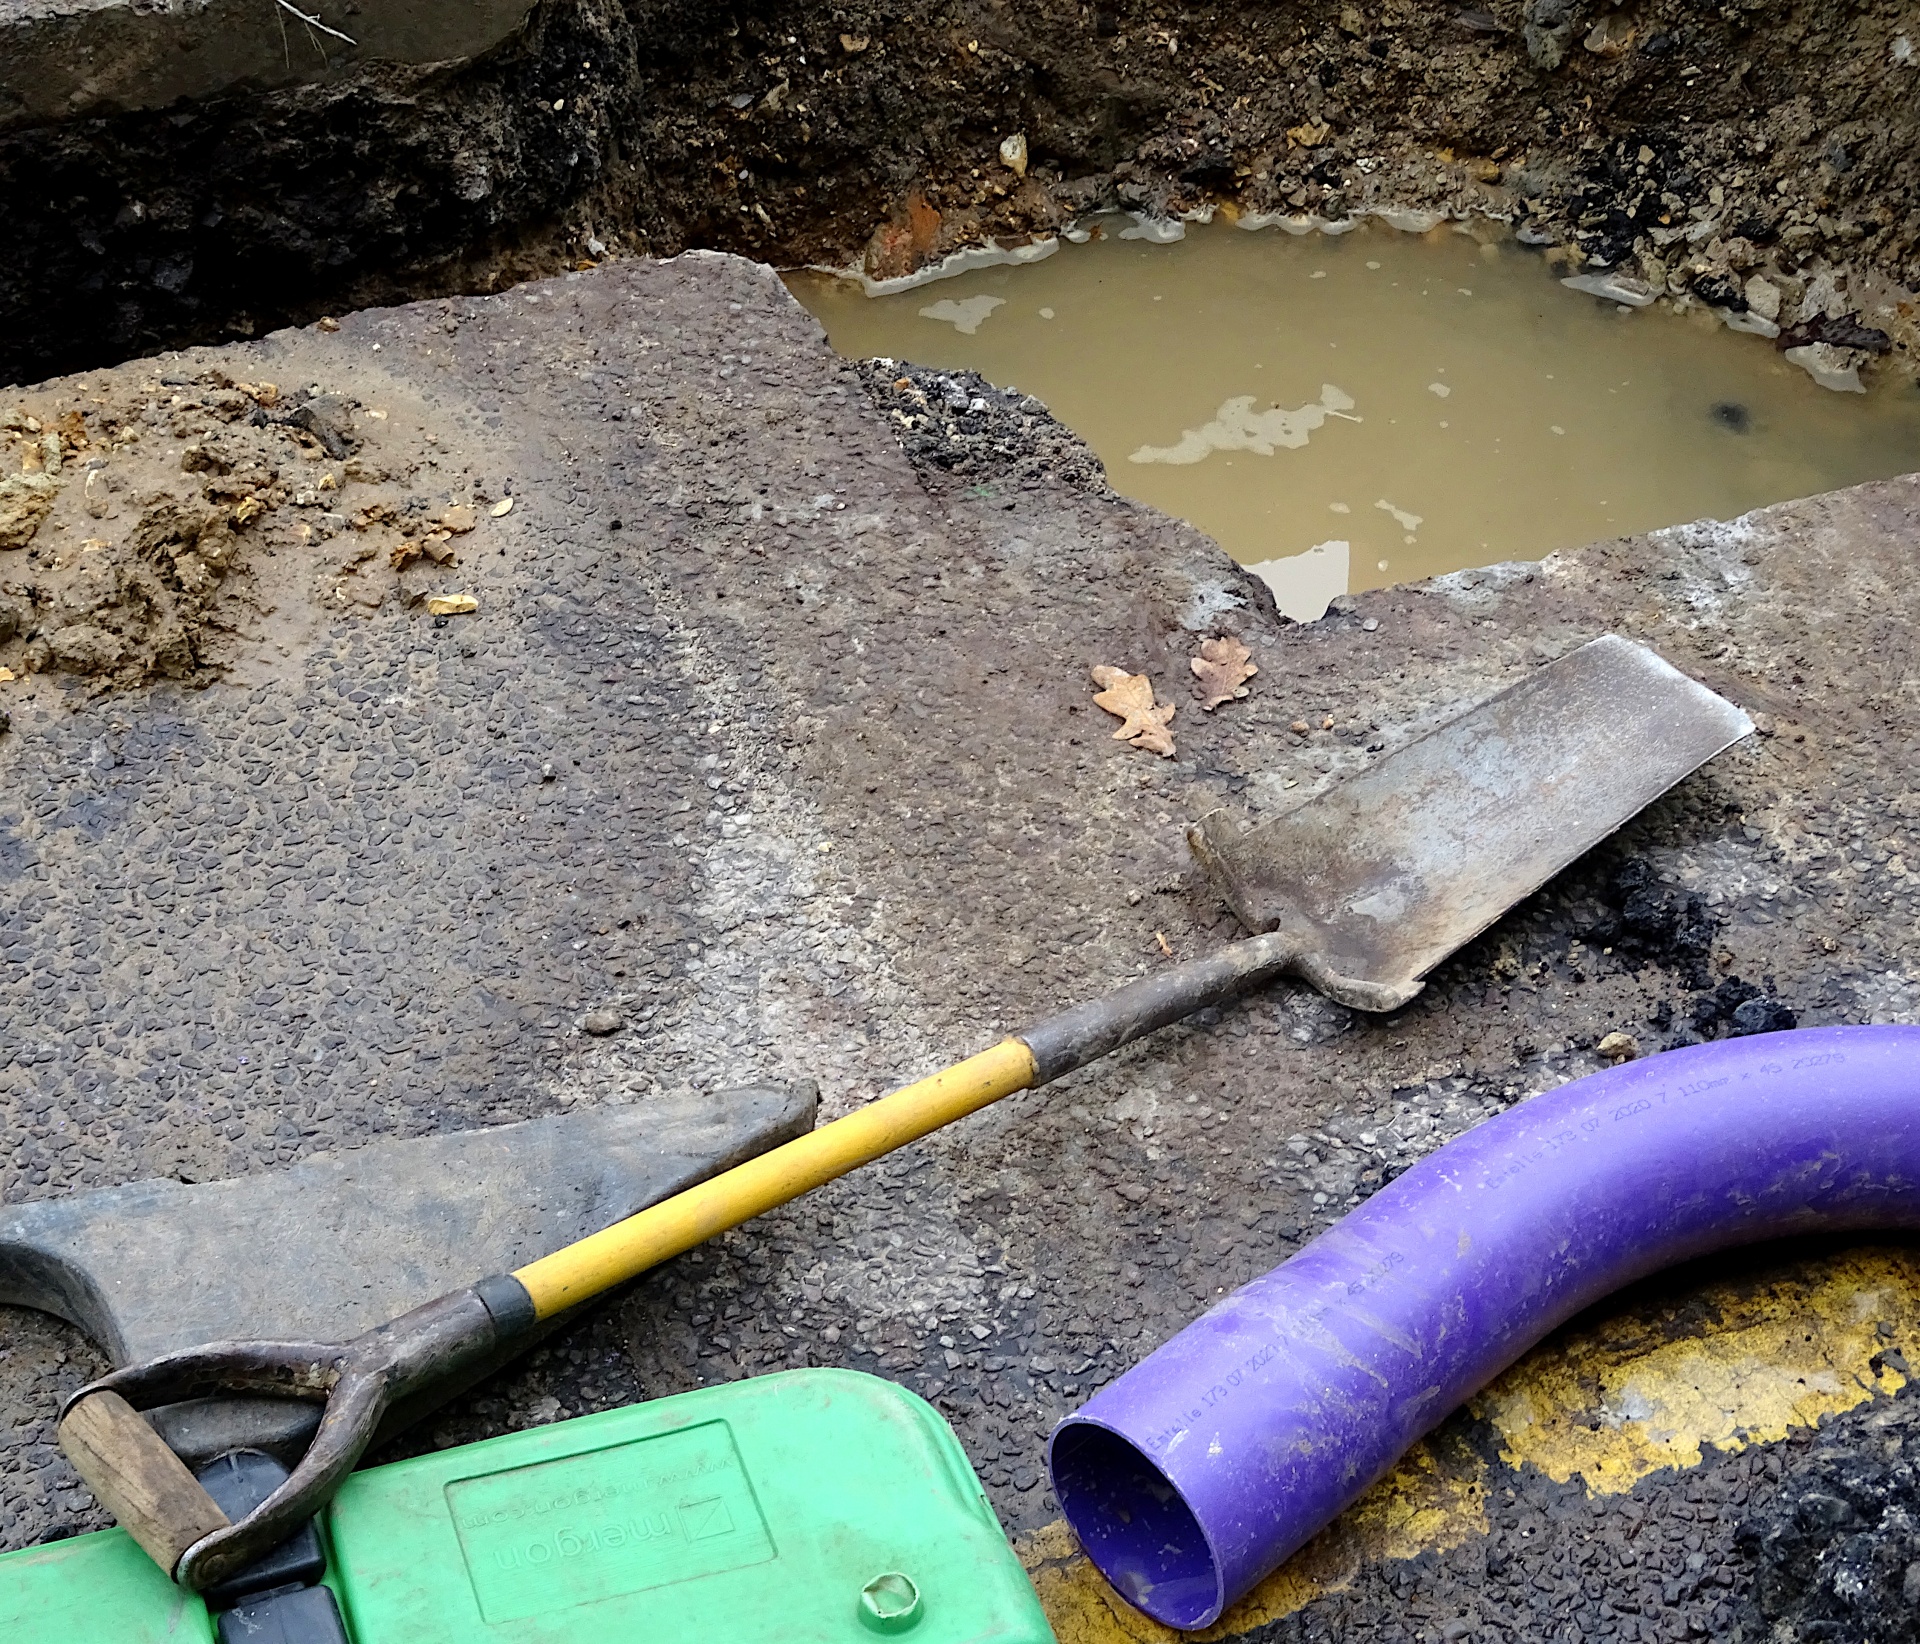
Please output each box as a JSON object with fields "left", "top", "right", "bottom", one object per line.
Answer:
{"left": 0, "top": 253, "right": 1917, "bottom": 1643}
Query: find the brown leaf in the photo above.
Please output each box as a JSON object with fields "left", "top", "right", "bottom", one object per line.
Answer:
{"left": 1191, "top": 634, "right": 1257, "bottom": 710}
{"left": 1091, "top": 664, "right": 1176, "bottom": 758}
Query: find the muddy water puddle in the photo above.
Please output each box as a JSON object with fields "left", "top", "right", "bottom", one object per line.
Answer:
{"left": 789, "top": 221, "right": 1920, "bottom": 618}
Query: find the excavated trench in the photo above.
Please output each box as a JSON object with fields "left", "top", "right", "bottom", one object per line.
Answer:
{"left": 5, "top": 8, "right": 1920, "bottom": 1644}
{"left": 4, "top": 0, "right": 1920, "bottom": 389}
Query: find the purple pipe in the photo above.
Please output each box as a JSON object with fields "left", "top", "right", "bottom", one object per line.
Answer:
{"left": 1049, "top": 1025, "right": 1920, "bottom": 1628}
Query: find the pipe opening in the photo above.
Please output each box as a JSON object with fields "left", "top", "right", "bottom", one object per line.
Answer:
{"left": 1048, "top": 1421, "right": 1221, "bottom": 1629}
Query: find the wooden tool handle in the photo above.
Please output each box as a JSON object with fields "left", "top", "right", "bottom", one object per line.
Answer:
{"left": 59, "top": 1390, "right": 230, "bottom": 1576}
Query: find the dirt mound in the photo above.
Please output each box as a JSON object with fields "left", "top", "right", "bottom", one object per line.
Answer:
{"left": 0, "top": 358, "right": 495, "bottom": 689}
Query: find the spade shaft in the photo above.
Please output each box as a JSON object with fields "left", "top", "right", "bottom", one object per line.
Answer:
{"left": 61, "top": 634, "right": 1750, "bottom": 1590}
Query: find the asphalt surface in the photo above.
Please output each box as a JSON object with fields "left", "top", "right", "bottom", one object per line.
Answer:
{"left": 3, "top": 251, "right": 1919, "bottom": 1641}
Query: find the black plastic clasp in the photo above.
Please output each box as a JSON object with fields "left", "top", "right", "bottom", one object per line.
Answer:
{"left": 214, "top": 1586, "right": 350, "bottom": 1644}
{"left": 194, "top": 1450, "right": 349, "bottom": 1642}
{"left": 195, "top": 1450, "right": 327, "bottom": 1608}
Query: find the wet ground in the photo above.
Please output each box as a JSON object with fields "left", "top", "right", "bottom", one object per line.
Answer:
{"left": 792, "top": 217, "right": 1920, "bottom": 618}
{"left": 2, "top": 254, "right": 1919, "bottom": 1644}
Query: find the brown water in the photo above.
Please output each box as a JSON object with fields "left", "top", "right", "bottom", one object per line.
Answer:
{"left": 788, "top": 219, "right": 1920, "bottom": 618}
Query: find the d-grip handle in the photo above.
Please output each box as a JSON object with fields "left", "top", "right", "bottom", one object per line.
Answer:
{"left": 59, "top": 1282, "right": 533, "bottom": 1591}
{"left": 58, "top": 1390, "right": 231, "bottom": 1577}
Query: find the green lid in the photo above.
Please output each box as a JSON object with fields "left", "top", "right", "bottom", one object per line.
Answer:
{"left": 0, "top": 1369, "right": 1056, "bottom": 1644}
{"left": 0, "top": 1523, "right": 215, "bottom": 1643}
{"left": 330, "top": 1368, "right": 1054, "bottom": 1644}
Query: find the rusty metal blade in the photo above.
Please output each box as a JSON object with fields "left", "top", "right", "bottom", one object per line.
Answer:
{"left": 1188, "top": 635, "right": 1753, "bottom": 1001}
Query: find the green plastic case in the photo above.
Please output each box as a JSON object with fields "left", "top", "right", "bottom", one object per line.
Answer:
{"left": 0, "top": 1368, "right": 1055, "bottom": 1644}
{"left": 0, "top": 1520, "right": 217, "bottom": 1642}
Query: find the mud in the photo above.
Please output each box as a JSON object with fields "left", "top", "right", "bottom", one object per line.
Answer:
{"left": 0, "top": 368, "right": 481, "bottom": 688}
{"left": 796, "top": 219, "right": 1920, "bottom": 609}
{"left": 6, "top": 0, "right": 1920, "bottom": 390}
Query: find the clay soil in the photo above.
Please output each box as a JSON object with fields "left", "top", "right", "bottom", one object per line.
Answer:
{"left": 0, "top": 362, "right": 494, "bottom": 688}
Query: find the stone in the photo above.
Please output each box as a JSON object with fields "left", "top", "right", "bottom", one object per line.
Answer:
{"left": 0, "top": 470, "right": 58, "bottom": 550}
{"left": 582, "top": 1007, "right": 625, "bottom": 1036}
{"left": 1729, "top": 997, "right": 1797, "bottom": 1036}
{"left": 1523, "top": 0, "right": 1578, "bottom": 68}
{"left": 1784, "top": 342, "right": 1866, "bottom": 392}
{"left": 1597, "top": 1031, "right": 1639, "bottom": 1062}
{"left": 1744, "top": 276, "right": 1784, "bottom": 322}
{"left": 998, "top": 133, "right": 1029, "bottom": 178}
{"left": 46, "top": 622, "right": 126, "bottom": 674}
{"left": 1560, "top": 272, "right": 1656, "bottom": 308}
{"left": 1583, "top": 14, "right": 1634, "bottom": 55}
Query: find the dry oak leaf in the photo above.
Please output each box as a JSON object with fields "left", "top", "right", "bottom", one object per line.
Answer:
{"left": 1091, "top": 664, "right": 1176, "bottom": 758}
{"left": 1191, "top": 634, "right": 1257, "bottom": 710}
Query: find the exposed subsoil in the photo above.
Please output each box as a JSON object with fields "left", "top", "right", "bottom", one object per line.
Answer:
{"left": 1, "top": 258, "right": 1917, "bottom": 1642}
{"left": 6, "top": 0, "right": 1920, "bottom": 385}
{"left": 0, "top": 369, "right": 487, "bottom": 688}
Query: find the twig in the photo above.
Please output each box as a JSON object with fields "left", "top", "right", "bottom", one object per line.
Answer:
{"left": 272, "top": 0, "right": 356, "bottom": 47}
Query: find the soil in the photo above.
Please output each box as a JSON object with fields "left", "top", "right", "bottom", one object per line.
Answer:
{"left": 1, "top": 256, "right": 1917, "bottom": 1642}
{"left": 5, "top": 0, "right": 1920, "bottom": 387}
{"left": 0, "top": 362, "right": 500, "bottom": 688}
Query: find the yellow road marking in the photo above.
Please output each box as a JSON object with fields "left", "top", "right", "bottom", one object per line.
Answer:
{"left": 1475, "top": 1244, "right": 1916, "bottom": 1491}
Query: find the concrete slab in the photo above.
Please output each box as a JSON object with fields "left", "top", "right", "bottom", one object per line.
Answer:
{"left": 1, "top": 250, "right": 1917, "bottom": 1638}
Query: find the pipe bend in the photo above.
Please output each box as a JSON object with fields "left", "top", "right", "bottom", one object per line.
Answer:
{"left": 1049, "top": 1025, "right": 1920, "bottom": 1629}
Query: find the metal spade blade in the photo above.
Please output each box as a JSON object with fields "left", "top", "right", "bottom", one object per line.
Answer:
{"left": 1187, "top": 634, "right": 1754, "bottom": 1007}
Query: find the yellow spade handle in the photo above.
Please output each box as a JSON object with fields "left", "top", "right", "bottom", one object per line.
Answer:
{"left": 512, "top": 1038, "right": 1037, "bottom": 1318}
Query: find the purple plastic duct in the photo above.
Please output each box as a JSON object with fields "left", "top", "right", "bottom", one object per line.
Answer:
{"left": 1049, "top": 1025, "right": 1920, "bottom": 1628}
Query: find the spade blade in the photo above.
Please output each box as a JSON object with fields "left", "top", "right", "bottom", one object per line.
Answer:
{"left": 1189, "top": 634, "right": 1753, "bottom": 1003}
